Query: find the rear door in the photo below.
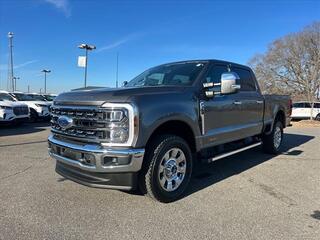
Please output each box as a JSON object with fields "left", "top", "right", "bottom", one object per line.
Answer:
{"left": 231, "top": 67, "right": 264, "bottom": 137}
{"left": 304, "top": 102, "right": 313, "bottom": 118}
{"left": 303, "top": 102, "right": 320, "bottom": 119}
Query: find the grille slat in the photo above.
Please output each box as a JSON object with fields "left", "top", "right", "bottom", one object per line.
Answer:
{"left": 13, "top": 106, "right": 29, "bottom": 116}
{"left": 50, "top": 106, "right": 108, "bottom": 142}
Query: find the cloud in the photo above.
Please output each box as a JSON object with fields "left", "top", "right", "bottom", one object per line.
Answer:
{"left": 14, "top": 60, "right": 39, "bottom": 69}
{"left": 44, "top": 0, "right": 71, "bottom": 17}
{"left": 0, "top": 60, "right": 38, "bottom": 71}
{"left": 96, "top": 33, "right": 143, "bottom": 53}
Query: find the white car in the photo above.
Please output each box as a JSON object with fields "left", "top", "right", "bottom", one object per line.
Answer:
{"left": 0, "top": 91, "right": 30, "bottom": 124}
{"left": 42, "top": 93, "right": 57, "bottom": 102}
{"left": 10, "top": 92, "right": 51, "bottom": 122}
{"left": 291, "top": 101, "right": 320, "bottom": 120}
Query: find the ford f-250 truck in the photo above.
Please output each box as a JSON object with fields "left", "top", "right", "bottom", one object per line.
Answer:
{"left": 48, "top": 60, "right": 291, "bottom": 202}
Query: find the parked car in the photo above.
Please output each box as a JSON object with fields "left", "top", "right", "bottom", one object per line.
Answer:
{"left": 0, "top": 90, "right": 29, "bottom": 125}
{"left": 48, "top": 60, "right": 292, "bottom": 202}
{"left": 291, "top": 101, "right": 320, "bottom": 120}
{"left": 42, "top": 93, "right": 57, "bottom": 102}
{"left": 10, "top": 92, "right": 51, "bottom": 122}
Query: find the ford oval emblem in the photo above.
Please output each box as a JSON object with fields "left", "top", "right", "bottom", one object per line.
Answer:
{"left": 57, "top": 116, "right": 73, "bottom": 129}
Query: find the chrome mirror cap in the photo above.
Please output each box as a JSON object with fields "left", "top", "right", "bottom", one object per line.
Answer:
{"left": 220, "top": 72, "right": 240, "bottom": 94}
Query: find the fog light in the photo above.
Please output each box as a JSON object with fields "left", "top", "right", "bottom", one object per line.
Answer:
{"left": 103, "top": 156, "right": 131, "bottom": 166}
{"left": 83, "top": 153, "right": 96, "bottom": 165}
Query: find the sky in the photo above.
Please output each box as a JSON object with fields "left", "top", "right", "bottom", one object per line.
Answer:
{"left": 0, "top": 0, "right": 319, "bottom": 94}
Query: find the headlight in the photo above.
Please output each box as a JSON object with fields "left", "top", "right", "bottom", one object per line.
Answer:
{"left": 0, "top": 106, "right": 12, "bottom": 110}
{"left": 105, "top": 109, "right": 126, "bottom": 122}
{"left": 35, "top": 104, "right": 48, "bottom": 107}
{"left": 101, "top": 103, "right": 137, "bottom": 146}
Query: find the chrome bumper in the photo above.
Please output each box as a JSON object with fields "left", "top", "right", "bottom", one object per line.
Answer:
{"left": 48, "top": 135, "right": 145, "bottom": 173}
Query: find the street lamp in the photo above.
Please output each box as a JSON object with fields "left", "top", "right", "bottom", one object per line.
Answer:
{"left": 78, "top": 43, "right": 96, "bottom": 87}
{"left": 8, "top": 32, "right": 14, "bottom": 92}
{"left": 13, "top": 76, "right": 20, "bottom": 91}
{"left": 41, "top": 69, "right": 51, "bottom": 94}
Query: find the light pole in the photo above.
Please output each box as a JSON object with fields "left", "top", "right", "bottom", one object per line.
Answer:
{"left": 41, "top": 69, "right": 51, "bottom": 94}
{"left": 8, "top": 32, "right": 14, "bottom": 92}
{"left": 13, "top": 76, "right": 20, "bottom": 91}
{"left": 78, "top": 44, "right": 96, "bottom": 88}
{"left": 116, "top": 52, "right": 119, "bottom": 88}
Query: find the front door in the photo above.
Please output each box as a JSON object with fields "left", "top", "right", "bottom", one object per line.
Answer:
{"left": 200, "top": 64, "right": 242, "bottom": 148}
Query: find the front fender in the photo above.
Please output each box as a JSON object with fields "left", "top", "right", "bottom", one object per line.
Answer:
{"left": 131, "top": 90, "right": 201, "bottom": 149}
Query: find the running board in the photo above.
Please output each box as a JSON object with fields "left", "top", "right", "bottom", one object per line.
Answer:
{"left": 208, "top": 142, "right": 262, "bottom": 163}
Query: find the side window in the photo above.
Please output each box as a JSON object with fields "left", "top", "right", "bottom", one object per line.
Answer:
{"left": 314, "top": 103, "right": 320, "bottom": 108}
{"left": 145, "top": 73, "right": 165, "bottom": 85}
{"left": 0, "top": 93, "right": 14, "bottom": 101}
{"left": 304, "top": 102, "right": 311, "bottom": 108}
{"left": 233, "top": 67, "right": 256, "bottom": 91}
{"left": 293, "top": 103, "right": 304, "bottom": 108}
{"left": 205, "top": 65, "right": 228, "bottom": 84}
{"left": 172, "top": 75, "right": 191, "bottom": 85}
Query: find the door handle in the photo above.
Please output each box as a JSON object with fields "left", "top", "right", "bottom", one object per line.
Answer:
{"left": 233, "top": 101, "right": 242, "bottom": 105}
{"left": 256, "top": 100, "right": 263, "bottom": 104}
{"left": 200, "top": 101, "right": 205, "bottom": 114}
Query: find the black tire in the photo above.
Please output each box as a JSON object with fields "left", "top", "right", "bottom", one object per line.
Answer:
{"left": 262, "top": 121, "right": 283, "bottom": 154}
{"left": 29, "top": 109, "right": 38, "bottom": 123}
{"left": 139, "top": 135, "right": 193, "bottom": 203}
{"left": 316, "top": 114, "right": 320, "bottom": 121}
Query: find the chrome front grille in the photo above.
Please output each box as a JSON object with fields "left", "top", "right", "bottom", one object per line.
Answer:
{"left": 50, "top": 106, "right": 111, "bottom": 142}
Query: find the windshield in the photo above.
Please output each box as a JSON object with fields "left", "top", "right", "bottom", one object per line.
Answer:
{"left": 0, "top": 93, "right": 15, "bottom": 101}
{"left": 125, "top": 62, "right": 206, "bottom": 87}
{"left": 12, "top": 93, "right": 46, "bottom": 101}
{"left": 43, "top": 95, "right": 56, "bottom": 101}
{"left": 28, "top": 94, "right": 46, "bottom": 101}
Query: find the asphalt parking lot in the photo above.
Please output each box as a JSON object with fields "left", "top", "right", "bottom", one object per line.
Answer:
{"left": 0, "top": 123, "right": 319, "bottom": 240}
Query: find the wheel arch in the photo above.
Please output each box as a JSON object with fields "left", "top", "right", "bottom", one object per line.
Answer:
{"left": 144, "top": 119, "right": 199, "bottom": 153}
{"left": 264, "top": 109, "right": 286, "bottom": 135}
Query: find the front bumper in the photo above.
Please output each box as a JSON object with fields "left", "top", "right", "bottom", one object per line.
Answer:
{"left": 0, "top": 112, "right": 29, "bottom": 124}
{"left": 48, "top": 135, "right": 145, "bottom": 190}
{"left": 37, "top": 107, "right": 50, "bottom": 117}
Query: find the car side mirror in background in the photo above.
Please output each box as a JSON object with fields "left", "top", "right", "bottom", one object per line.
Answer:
{"left": 220, "top": 72, "right": 240, "bottom": 94}
{"left": 122, "top": 81, "right": 128, "bottom": 87}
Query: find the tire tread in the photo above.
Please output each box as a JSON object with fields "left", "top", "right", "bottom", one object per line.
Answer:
{"left": 139, "top": 134, "right": 192, "bottom": 202}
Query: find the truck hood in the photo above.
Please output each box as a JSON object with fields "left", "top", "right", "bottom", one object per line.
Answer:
{"left": 54, "top": 86, "right": 187, "bottom": 106}
{"left": 18, "top": 101, "right": 50, "bottom": 106}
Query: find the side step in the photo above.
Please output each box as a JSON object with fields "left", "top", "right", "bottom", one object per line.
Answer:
{"left": 208, "top": 142, "right": 262, "bottom": 163}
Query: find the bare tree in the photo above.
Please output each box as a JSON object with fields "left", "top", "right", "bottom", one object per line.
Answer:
{"left": 249, "top": 22, "right": 320, "bottom": 119}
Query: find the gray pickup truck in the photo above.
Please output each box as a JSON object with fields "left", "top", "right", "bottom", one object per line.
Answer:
{"left": 48, "top": 60, "right": 291, "bottom": 202}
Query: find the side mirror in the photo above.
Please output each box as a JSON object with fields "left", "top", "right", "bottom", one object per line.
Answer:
{"left": 122, "top": 81, "right": 128, "bottom": 87}
{"left": 220, "top": 72, "right": 240, "bottom": 94}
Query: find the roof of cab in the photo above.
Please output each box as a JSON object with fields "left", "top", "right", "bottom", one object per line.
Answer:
{"left": 0, "top": 90, "right": 10, "bottom": 93}
{"left": 160, "top": 59, "right": 251, "bottom": 70}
